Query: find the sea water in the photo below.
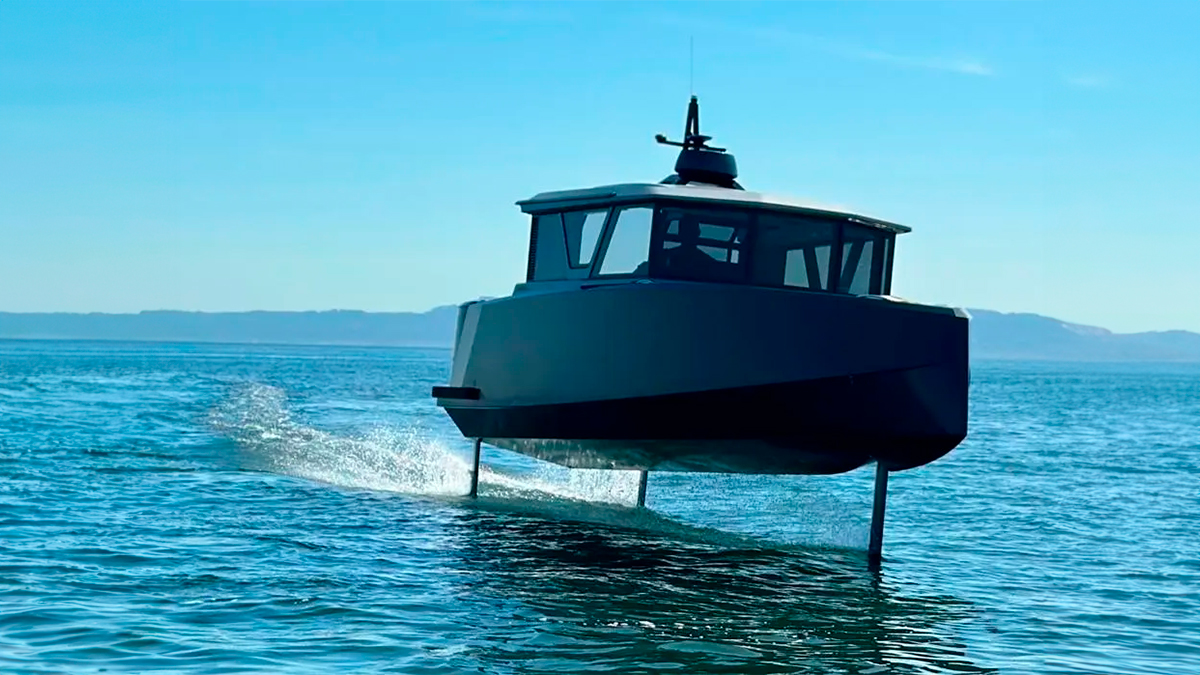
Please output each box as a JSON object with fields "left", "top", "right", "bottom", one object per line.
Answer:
{"left": 1, "top": 340, "right": 1197, "bottom": 674}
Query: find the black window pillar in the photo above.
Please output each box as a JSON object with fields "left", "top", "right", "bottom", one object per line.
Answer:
{"left": 829, "top": 224, "right": 845, "bottom": 292}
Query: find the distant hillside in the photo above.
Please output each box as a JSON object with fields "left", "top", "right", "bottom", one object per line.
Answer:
{"left": 966, "top": 309, "right": 1200, "bottom": 362}
{"left": 0, "top": 307, "right": 459, "bottom": 348}
{"left": 2, "top": 305, "right": 1199, "bottom": 362}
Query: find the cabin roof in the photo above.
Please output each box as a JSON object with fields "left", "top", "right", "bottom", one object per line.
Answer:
{"left": 516, "top": 183, "right": 912, "bottom": 234}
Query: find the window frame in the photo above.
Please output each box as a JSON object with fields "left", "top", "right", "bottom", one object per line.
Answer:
{"left": 647, "top": 200, "right": 757, "bottom": 283}
{"left": 828, "top": 222, "right": 845, "bottom": 294}
{"left": 881, "top": 235, "right": 896, "bottom": 295}
{"left": 561, "top": 206, "right": 613, "bottom": 270}
{"left": 754, "top": 211, "right": 843, "bottom": 292}
{"left": 525, "top": 215, "right": 540, "bottom": 282}
{"left": 591, "top": 204, "right": 657, "bottom": 278}
{"left": 834, "top": 223, "right": 894, "bottom": 296}
{"left": 526, "top": 199, "right": 899, "bottom": 294}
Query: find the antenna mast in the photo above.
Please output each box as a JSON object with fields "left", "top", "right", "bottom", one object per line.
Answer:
{"left": 689, "top": 36, "right": 694, "bottom": 96}
{"left": 654, "top": 96, "right": 740, "bottom": 189}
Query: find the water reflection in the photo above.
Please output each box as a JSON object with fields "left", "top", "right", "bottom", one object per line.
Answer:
{"left": 447, "top": 505, "right": 997, "bottom": 674}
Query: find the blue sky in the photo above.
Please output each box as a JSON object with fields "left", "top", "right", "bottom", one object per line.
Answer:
{"left": 1, "top": 1, "right": 1197, "bottom": 332}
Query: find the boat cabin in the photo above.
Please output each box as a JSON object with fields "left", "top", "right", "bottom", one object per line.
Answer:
{"left": 515, "top": 97, "right": 911, "bottom": 298}
{"left": 517, "top": 183, "right": 909, "bottom": 297}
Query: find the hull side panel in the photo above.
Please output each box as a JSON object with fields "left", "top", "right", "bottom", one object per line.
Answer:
{"left": 440, "top": 282, "right": 968, "bottom": 474}
{"left": 445, "top": 364, "right": 964, "bottom": 473}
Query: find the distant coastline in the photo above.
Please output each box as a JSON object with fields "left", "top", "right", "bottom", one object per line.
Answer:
{"left": 965, "top": 309, "right": 1200, "bottom": 362}
{"left": 2, "top": 306, "right": 1199, "bottom": 362}
{"left": 0, "top": 308, "right": 459, "bottom": 350}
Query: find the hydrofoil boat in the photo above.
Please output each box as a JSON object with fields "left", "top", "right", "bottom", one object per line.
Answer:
{"left": 432, "top": 97, "right": 969, "bottom": 561}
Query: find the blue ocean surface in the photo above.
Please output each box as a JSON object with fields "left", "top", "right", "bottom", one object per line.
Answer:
{"left": 1, "top": 340, "right": 1197, "bottom": 674}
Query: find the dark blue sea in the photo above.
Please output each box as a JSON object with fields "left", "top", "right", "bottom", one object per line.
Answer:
{"left": 1, "top": 340, "right": 1197, "bottom": 674}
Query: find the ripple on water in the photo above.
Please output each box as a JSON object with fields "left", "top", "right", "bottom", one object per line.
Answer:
{"left": 1, "top": 344, "right": 1197, "bottom": 674}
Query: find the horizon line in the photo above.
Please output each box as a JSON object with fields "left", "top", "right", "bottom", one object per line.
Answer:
{"left": 1, "top": 306, "right": 1197, "bottom": 337}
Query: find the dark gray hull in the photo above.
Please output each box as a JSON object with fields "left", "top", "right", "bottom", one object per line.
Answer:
{"left": 435, "top": 281, "right": 968, "bottom": 475}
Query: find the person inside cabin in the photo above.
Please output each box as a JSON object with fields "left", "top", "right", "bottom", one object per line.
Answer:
{"left": 659, "top": 217, "right": 725, "bottom": 279}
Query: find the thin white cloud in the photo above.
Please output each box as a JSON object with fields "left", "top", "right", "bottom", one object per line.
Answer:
{"left": 824, "top": 41, "right": 993, "bottom": 76}
{"left": 653, "top": 15, "right": 993, "bottom": 77}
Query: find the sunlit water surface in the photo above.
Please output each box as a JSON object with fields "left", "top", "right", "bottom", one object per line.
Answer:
{"left": 1, "top": 341, "right": 1197, "bottom": 674}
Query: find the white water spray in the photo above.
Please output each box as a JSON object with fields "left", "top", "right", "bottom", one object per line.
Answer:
{"left": 209, "top": 383, "right": 643, "bottom": 506}
{"left": 209, "top": 383, "right": 472, "bottom": 495}
{"left": 208, "top": 383, "right": 859, "bottom": 551}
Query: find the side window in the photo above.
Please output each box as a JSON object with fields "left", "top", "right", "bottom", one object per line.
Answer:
{"left": 788, "top": 245, "right": 833, "bottom": 289}
{"left": 751, "top": 214, "right": 836, "bottom": 290}
{"left": 530, "top": 213, "right": 568, "bottom": 281}
{"left": 837, "top": 224, "right": 884, "bottom": 295}
{"left": 654, "top": 207, "right": 749, "bottom": 282}
{"left": 562, "top": 209, "right": 608, "bottom": 268}
{"left": 597, "top": 207, "right": 653, "bottom": 276}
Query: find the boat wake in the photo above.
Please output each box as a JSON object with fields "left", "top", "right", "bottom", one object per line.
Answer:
{"left": 206, "top": 383, "right": 784, "bottom": 550}
{"left": 209, "top": 383, "right": 470, "bottom": 496}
